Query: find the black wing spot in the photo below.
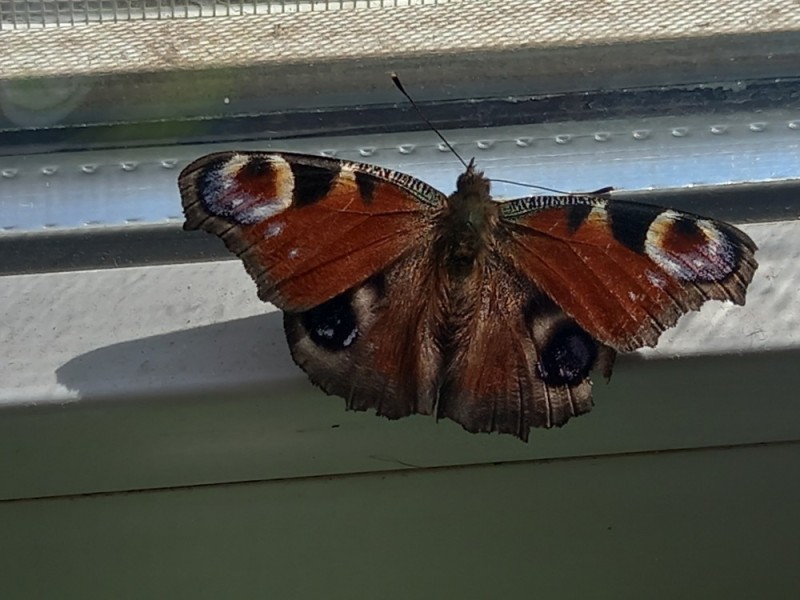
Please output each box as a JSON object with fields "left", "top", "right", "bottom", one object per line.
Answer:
{"left": 291, "top": 162, "right": 338, "bottom": 207}
{"left": 608, "top": 201, "right": 663, "bottom": 253}
{"left": 300, "top": 292, "right": 358, "bottom": 352}
{"left": 241, "top": 155, "right": 272, "bottom": 178}
{"left": 537, "top": 323, "right": 598, "bottom": 386}
{"left": 355, "top": 171, "right": 376, "bottom": 204}
{"left": 565, "top": 203, "right": 592, "bottom": 232}
{"left": 673, "top": 216, "right": 703, "bottom": 238}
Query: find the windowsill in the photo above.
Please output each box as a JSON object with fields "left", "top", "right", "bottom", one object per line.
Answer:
{"left": 1, "top": 217, "right": 798, "bottom": 501}
{"left": 2, "top": 0, "right": 799, "bottom": 504}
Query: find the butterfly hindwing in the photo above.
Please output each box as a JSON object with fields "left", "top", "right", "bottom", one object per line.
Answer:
{"left": 499, "top": 195, "right": 758, "bottom": 352}
{"left": 284, "top": 244, "right": 445, "bottom": 420}
{"left": 436, "top": 253, "right": 617, "bottom": 441}
{"left": 284, "top": 243, "right": 615, "bottom": 441}
{"left": 180, "top": 151, "right": 446, "bottom": 311}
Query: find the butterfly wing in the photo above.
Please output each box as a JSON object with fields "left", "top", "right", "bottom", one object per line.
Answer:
{"left": 436, "top": 253, "right": 617, "bottom": 441}
{"left": 498, "top": 195, "right": 758, "bottom": 352}
{"left": 284, "top": 243, "right": 447, "bottom": 420}
{"left": 283, "top": 223, "right": 618, "bottom": 441}
{"left": 438, "top": 194, "right": 757, "bottom": 439}
{"left": 180, "top": 152, "right": 446, "bottom": 311}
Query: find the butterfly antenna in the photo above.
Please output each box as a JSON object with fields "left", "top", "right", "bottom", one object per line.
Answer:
{"left": 489, "top": 178, "right": 572, "bottom": 195}
{"left": 489, "top": 178, "right": 614, "bottom": 197}
{"left": 391, "top": 73, "right": 470, "bottom": 171}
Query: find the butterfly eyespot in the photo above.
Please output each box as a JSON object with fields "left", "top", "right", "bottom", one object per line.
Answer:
{"left": 537, "top": 324, "right": 598, "bottom": 386}
{"left": 300, "top": 293, "right": 359, "bottom": 352}
{"left": 645, "top": 213, "right": 736, "bottom": 282}
{"left": 192, "top": 154, "right": 295, "bottom": 225}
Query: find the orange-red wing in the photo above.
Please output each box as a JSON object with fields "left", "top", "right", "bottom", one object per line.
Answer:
{"left": 180, "top": 151, "right": 445, "bottom": 311}
{"left": 436, "top": 256, "right": 606, "bottom": 440}
{"left": 283, "top": 246, "right": 613, "bottom": 441}
{"left": 499, "top": 196, "right": 758, "bottom": 351}
{"left": 284, "top": 246, "right": 446, "bottom": 422}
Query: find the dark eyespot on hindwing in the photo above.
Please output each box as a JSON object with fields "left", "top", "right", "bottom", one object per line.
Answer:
{"left": 537, "top": 323, "right": 598, "bottom": 386}
{"left": 300, "top": 292, "right": 358, "bottom": 352}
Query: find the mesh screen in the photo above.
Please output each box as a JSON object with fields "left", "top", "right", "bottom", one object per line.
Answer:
{"left": 0, "top": 0, "right": 445, "bottom": 28}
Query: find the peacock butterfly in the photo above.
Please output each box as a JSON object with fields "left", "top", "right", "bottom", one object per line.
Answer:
{"left": 179, "top": 139, "right": 757, "bottom": 441}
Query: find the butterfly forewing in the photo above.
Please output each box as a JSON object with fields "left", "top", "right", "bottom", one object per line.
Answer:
{"left": 499, "top": 195, "right": 758, "bottom": 352}
{"left": 180, "top": 151, "right": 446, "bottom": 311}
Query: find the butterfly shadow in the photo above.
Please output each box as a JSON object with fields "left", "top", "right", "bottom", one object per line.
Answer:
{"left": 56, "top": 312, "right": 299, "bottom": 400}
{"left": 53, "top": 305, "right": 800, "bottom": 456}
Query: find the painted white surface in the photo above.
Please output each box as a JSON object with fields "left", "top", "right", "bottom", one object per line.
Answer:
{"left": 2, "top": 443, "right": 799, "bottom": 599}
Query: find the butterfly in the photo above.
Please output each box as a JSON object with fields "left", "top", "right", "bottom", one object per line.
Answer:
{"left": 179, "top": 151, "right": 757, "bottom": 441}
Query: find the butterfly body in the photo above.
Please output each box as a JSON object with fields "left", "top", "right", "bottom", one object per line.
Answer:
{"left": 180, "top": 151, "right": 757, "bottom": 441}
